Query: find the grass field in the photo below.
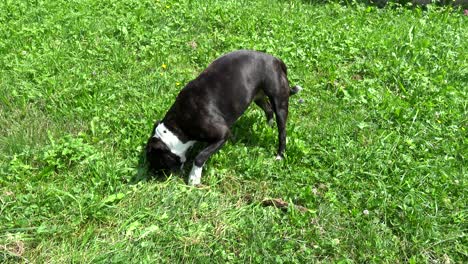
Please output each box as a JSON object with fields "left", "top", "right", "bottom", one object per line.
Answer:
{"left": 1, "top": 0, "right": 467, "bottom": 262}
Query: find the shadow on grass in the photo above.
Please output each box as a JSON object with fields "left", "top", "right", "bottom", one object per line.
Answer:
{"left": 231, "top": 113, "right": 276, "bottom": 149}
{"left": 129, "top": 143, "right": 171, "bottom": 184}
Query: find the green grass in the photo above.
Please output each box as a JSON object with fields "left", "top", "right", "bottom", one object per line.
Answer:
{"left": 1, "top": 0, "right": 466, "bottom": 262}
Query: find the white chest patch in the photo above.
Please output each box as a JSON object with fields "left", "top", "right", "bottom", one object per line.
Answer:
{"left": 153, "top": 123, "right": 195, "bottom": 162}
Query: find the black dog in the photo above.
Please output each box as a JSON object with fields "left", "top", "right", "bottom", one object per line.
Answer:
{"left": 146, "top": 50, "right": 301, "bottom": 185}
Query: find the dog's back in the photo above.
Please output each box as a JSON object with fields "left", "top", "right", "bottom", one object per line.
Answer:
{"left": 167, "top": 51, "right": 289, "bottom": 129}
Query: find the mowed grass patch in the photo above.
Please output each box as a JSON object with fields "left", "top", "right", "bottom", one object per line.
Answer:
{"left": 0, "top": 0, "right": 466, "bottom": 262}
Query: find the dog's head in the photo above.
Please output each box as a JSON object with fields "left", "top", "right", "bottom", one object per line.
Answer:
{"left": 146, "top": 121, "right": 182, "bottom": 174}
{"left": 146, "top": 136, "right": 182, "bottom": 173}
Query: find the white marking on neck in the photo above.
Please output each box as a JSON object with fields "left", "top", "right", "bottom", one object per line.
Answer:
{"left": 188, "top": 165, "right": 202, "bottom": 185}
{"left": 153, "top": 123, "right": 195, "bottom": 162}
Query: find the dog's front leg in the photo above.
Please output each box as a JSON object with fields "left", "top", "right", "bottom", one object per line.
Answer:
{"left": 188, "top": 138, "right": 227, "bottom": 185}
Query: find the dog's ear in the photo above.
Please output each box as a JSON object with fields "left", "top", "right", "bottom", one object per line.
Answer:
{"left": 146, "top": 137, "right": 169, "bottom": 153}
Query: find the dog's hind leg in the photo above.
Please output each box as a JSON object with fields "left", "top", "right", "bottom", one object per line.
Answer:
{"left": 263, "top": 62, "right": 292, "bottom": 160}
{"left": 269, "top": 95, "right": 289, "bottom": 160}
{"left": 254, "top": 98, "right": 274, "bottom": 127}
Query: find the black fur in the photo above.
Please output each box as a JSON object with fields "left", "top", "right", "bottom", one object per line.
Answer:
{"left": 147, "top": 50, "right": 300, "bottom": 176}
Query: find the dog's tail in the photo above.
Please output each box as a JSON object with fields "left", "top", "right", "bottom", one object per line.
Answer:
{"left": 277, "top": 59, "right": 303, "bottom": 97}
{"left": 290, "top": 85, "right": 302, "bottom": 96}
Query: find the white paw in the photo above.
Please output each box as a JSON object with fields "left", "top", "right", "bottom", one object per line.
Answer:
{"left": 275, "top": 155, "right": 283, "bottom": 160}
{"left": 188, "top": 165, "right": 202, "bottom": 185}
{"left": 188, "top": 177, "right": 201, "bottom": 186}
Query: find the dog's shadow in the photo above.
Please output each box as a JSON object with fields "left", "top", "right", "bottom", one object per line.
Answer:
{"left": 230, "top": 111, "right": 275, "bottom": 149}
{"left": 130, "top": 150, "right": 159, "bottom": 184}
{"left": 131, "top": 111, "right": 275, "bottom": 184}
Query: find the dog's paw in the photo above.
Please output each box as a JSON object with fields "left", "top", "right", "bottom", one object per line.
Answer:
{"left": 275, "top": 154, "right": 283, "bottom": 161}
{"left": 188, "top": 177, "right": 201, "bottom": 186}
{"left": 188, "top": 165, "right": 202, "bottom": 185}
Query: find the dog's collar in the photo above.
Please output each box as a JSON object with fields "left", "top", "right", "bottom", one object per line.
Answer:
{"left": 153, "top": 123, "right": 194, "bottom": 162}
